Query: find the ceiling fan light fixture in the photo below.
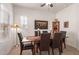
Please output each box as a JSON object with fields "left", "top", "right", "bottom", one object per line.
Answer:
{"left": 41, "top": 3, "right": 45, "bottom": 7}
{"left": 50, "top": 3, "right": 53, "bottom": 7}
{"left": 41, "top": 3, "right": 53, "bottom": 8}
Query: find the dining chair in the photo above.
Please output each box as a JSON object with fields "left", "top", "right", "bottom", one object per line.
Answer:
{"left": 42, "top": 31, "right": 48, "bottom": 34}
{"left": 60, "top": 31, "right": 66, "bottom": 48}
{"left": 17, "top": 33, "right": 34, "bottom": 55}
{"left": 50, "top": 32, "right": 62, "bottom": 55}
{"left": 37, "top": 33, "right": 51, "bottom": 55}
{"left": 35, "top": 31, "right": 41, "bottom": 36}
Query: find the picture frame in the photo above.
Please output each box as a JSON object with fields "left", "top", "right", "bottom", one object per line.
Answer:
{"left": 35, "top": 20, "right": 48, "bottom": 29}
{"left": 64, "top": 21, "right": 69, "bottom": 28}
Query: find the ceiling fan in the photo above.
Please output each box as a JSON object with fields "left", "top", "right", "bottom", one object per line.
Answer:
{"left": 41, "top": 3, "right": 53, "bottom": 7}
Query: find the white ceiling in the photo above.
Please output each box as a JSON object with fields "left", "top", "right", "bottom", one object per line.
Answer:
{"left": 14, "top": 3, "right": 72, "bottom": 13}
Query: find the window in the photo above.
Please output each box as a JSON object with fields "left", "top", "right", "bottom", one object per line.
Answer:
{"left": 20, "top": 16, "right": 27, "bottom": 28}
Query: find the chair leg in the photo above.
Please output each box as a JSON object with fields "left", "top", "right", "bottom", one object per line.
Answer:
{"left": 58, "top": 48, "right": 62, "bottom": 55}
{"left": 60, "top": 43, "right": 63, "bottom": 53}
{"left": 20, "top": 49, "right": 22, "bottom": 55}
{"left": 52, "top": 49, "right": 54, "bottom": 55}
{"left": 64, "top": 39, "right": 66, "bottom": 48}
{"left": 32, "top": 48, "right": 35, "bottom": 55}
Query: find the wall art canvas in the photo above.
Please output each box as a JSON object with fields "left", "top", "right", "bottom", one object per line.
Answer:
{"left": 35, "top": 20, "right": 48, "bottom": 29}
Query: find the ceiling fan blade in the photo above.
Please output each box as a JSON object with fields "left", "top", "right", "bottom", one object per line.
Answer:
{"left": 41, "top": 3, "right": 46, "bottom": 7}
{"left": 50, "top": 3, "right": 53, "bottom": 7}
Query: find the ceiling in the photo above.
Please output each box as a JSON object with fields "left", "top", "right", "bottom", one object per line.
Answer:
{"left": 14, "top": 3, "right": 72, "bottom": 13}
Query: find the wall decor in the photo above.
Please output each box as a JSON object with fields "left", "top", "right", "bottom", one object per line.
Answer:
{"left": 64, "top": 21, "right": 69, "bottom": 28}
{"left": 35, "top": 20, "right": 48, "bottom": 29}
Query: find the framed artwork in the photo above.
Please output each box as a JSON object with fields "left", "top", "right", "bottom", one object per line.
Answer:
{"left": 35, "top": 20, "right": 48, "bottom": 29}
{"left": 64, "top": 21, "right": 69, "bottom": 28}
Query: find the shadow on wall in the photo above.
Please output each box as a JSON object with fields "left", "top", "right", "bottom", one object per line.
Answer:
{"left": 66, "top": 31, "right": 77, "bottom": 48}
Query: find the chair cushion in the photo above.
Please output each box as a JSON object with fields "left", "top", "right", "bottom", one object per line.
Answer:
{"left": 23, "top": 44, "right": 34, "bottom": 50}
